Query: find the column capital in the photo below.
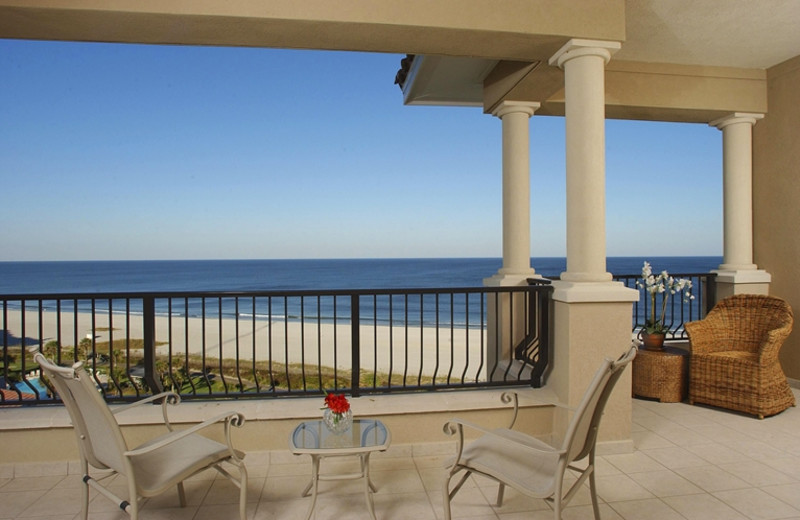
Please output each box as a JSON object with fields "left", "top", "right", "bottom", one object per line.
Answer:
{"left": 710, "top": 112, "right": 764, "bottom": 129}
{"left": 491, "top": 100, "right": 540, "bottom": 119}
{"left": 548, "top": 38, "right": 621, "bottom": 69}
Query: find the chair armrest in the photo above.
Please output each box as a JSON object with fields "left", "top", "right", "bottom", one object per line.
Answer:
{"left": 531, "top": 400, "right": 577, "bottom": 412}
{"left": 758, "top": 326, "right": 792, "bottom": 363}
{"left": 124, "top": 411, "right": 246, "bottom": 463}
{"left": 500, "top": 391, "right": 519, "bottom": 429}
{"left": 111, "top": 392, "right": 181, "bottom": 431}
{"left": 685, "top": 320, "right": 721, "bottom": 354}
{"left": 112, "top": 392, "right": 180, "bottom": 413}
{"left": 499, "top": 391, "right": 576, "bottom": 429}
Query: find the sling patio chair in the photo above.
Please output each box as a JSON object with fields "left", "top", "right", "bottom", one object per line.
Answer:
{"left": 441, "top": 346, "right": 636, "bottom": 520}
{"left": 686, "top": 293, "right": 795, "bottom": 419}
{"left": 34, "top": 353, "right": 248, "bottom": 520}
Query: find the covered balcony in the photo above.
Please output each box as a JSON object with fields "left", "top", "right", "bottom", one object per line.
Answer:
{"left": 1, "top": 269, "right": 715, "bottom": 453}
{"left": 1, "top": 1, "right": 800, "bottom": 519}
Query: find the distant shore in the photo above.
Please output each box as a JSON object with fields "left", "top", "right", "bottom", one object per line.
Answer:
{"left": 3, "top": 309, "right": 489, "bottom": 379}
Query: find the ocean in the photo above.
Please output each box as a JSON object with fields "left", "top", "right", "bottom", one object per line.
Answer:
{"left": 0, "top": 257, "right": 721, "bottom": 295}
{"left": 0, "top": 257, "right": 719, "bottom": 328}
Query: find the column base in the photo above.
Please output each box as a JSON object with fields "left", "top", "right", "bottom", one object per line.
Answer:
{"left": 712, "top": 269, "right": 771, "bottom": 298}
{"left": 551, "top": 280, "right": 638, "bottom": 303}
{"left": 712, "top": 268, "right": 771, "bottom": 283}
{"left": 483, "top": 270, "right": 538, "bottom": 287}
{"left": 559, "top": 271, "right": 613, "bottom": 283}
{"left": 549, "top": 285, "right": 636, "bottom": 448}
{"left": 718, "top": 263, "right": 758, "bottom": 271}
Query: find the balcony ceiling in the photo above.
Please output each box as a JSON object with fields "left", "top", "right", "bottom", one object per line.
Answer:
{"left": 619, "top": 0, "right": 800, "bottom": 69}
{"left": 403, "top": 0, "right": 800, "bottom": 106}
{"left": 0, "top": 1, "right": 796, "bottom": 111}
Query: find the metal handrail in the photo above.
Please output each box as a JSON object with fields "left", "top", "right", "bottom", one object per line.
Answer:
{"left": 1, "top": 284, "right": 553, "bottom": 405}
{"left": 613, "top": 272, "right": 717, "bottom": 341}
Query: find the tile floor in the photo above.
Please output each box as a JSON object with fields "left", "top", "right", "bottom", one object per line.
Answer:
{"left": 2, "top": 391, "right": 800, "bottom": 519}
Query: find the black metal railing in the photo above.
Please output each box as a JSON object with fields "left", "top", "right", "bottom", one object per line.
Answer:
{"left": 1, "top": 284, "right": 552, "bottom": 406}
{"left": 613, "top": 272, "right": 717, "bottom": 341}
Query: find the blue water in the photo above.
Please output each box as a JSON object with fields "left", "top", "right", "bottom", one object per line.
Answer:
{"left": 13, "top": 377, "right": 51, "bottom": 400}
{"left": 0, "top": 257, "right": 720, "bottom": 327}
{"left": 0, "top": 257, "right": 720, "bottom": 294}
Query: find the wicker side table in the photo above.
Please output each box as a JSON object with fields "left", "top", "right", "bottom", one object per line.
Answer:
{"left": 632, "top": 346, "right": 689, "bottom": 403}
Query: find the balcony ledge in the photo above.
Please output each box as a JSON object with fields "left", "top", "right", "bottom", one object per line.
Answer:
{"left": 0, "top": 386, "right": 558, "bottom": 431}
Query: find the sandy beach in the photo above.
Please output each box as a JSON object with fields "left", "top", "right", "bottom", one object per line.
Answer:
{"left": 3, "top": 308, "right": 493, "bottom": 381}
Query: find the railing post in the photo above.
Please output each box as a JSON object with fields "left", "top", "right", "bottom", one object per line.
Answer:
{"left": 142, "top": 296, "right": 163, "bottom": 394}
{"left": 510, "top": 282, "right": 552, "bottom": 388}
{"left": 1, "top": 301, "right": 8, "bottom": 393}
{"left": 534, "top": 287, "right": 552, "bottom": 387}
{"left": 351, "top": 294, "right": 360, "bottom": 397}
{"left": 705, "top": 274, "right": 718, "bottom": 315}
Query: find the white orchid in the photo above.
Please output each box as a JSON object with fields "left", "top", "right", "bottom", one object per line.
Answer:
{"left": 636, "top": 261, "right": 694, "bottom": 335}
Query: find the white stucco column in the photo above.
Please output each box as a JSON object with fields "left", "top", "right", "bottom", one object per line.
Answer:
{"left": 710, "top": 112, "right": 771, "bottom": 296}
{"left": 482, "top": 102, "right": 539, "bottom": 386}
{"left": 711, "top": 112, "right": 762, "bottom": 270}
{"left": 496, "top": 101, "right": 538, "bottom": 277}
{"left": 487, "top": 101, "right": 540, "bottom": 283}
{"left": 549, "top": 39, "right": 620, "bottom": 283}
{"left": 546, "top": 40, "right": 637, "bottom": 453}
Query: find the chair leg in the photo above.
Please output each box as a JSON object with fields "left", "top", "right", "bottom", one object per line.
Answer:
{"left": 127, "top": 479, "right": 139, "bottom": 520}
{"left": 239, "top": 463, "right": 249, "bottom": 520}
{"left": 177, "top": 482, "right": 187, "bottom": 507}
{"left": 442, "top": 474, "right": 453, "bottom": 520}
{"left": 80, "top": 460, "right": 89, "bottom": 520}
{"left": 552, "top": 476, "right": 564, "bottom": 520}
{"left": 589, "top": 466, "right": 601, "bottom": 520}
{"left": 442, "top": 468, "right": 474, "bottom": 520}
{"left": 496, "top": 483, "right": 505, "bottom": 507}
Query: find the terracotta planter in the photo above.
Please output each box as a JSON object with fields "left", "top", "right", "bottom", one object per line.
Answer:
{"left": 642, "top": 332, "right": 666, "bottom": 351}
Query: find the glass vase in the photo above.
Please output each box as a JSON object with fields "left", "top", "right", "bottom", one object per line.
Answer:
{"left": 323, "top": 408, "right": 352, "bottom": 434}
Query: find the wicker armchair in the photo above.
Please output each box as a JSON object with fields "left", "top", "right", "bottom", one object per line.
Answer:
{"left": 686, "top": 294, "right": 795, "bottom": 419}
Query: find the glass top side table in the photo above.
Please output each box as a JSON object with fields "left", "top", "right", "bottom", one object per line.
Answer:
{"left": 289, "top": 419, "right": 391, "bottom": 520}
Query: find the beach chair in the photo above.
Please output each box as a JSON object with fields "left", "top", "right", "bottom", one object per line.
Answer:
{"left": 34, "top": 353, "right": 248, "bottom": 520}
{"left": 441, "top": 346, "right": 636, "bottom": 520}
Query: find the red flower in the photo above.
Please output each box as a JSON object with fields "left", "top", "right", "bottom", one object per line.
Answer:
{"left": 324, "top": 392, "right": 350, "bottom": 414}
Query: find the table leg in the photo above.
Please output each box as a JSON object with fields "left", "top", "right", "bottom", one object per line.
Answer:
{"left": 301, "top": 454, "right": 320, "bottom": 520}
{"left": 361, "top": 453, "right": 378, "bottom": 520}
{"left": 359, "top": 453, "right": 378, "bottom": 493}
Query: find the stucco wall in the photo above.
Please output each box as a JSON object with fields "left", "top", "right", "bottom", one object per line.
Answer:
{"left": 0, "top": 390, "right": 556, "bottom": 465}
{"left": 753, "top": 54, "right": 800, "bottom": 381}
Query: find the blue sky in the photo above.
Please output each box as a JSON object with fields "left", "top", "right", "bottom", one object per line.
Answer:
{"left": 1, "top": 40, "right": 722, "bottom": 261}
